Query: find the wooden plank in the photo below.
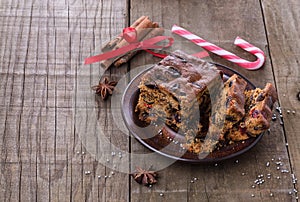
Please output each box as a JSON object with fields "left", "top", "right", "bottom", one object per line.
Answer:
{"left": 0, "top": 0, "right": 129, "bottom": 201}
{"left": 129, "top": 0, "right": 294, "bottom": 201}
{"left": 70, "top": 0, "right": 130, "bottom": 201}
{"left": 261, "top": 0, "right": 300, "bottom": 197}
{"left": 0, "top": 163, "right": 21, "bottom": 202}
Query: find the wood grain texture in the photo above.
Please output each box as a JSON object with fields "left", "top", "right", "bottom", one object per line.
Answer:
{"left": 261, "top": 0, "right": 300, "bottom": 197}
{"left": 0, "top": 0, "right": 299, "bottom": 201}
{"left": 0, "top": 0, "right": 128, "bottom": 201}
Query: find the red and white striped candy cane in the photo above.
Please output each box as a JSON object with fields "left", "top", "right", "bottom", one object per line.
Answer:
{"left": 171, "top": 25, "right": 265, "bottom": 70}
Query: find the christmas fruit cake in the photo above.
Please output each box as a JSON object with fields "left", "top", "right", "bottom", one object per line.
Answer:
{"left": 135, "top": 50, "right": 223, "bottom": 144}
{"left": 134, "top": 50, "right": 278, "bottom": 154}
{"left": 135, "top": 51, "right": 222, "bottom": 134}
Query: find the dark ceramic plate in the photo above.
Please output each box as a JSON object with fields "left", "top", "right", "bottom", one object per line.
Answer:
{"left": 121, "top": 63, "right": 263, "bottom": 163}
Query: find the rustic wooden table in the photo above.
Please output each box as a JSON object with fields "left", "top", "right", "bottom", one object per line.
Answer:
{"left": 1, "top": 0, "right": 299, "bottom": 201}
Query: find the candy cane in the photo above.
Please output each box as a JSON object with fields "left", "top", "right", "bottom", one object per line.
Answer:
{"left": 171, "top": 25, "right": 265, "bottom": 70}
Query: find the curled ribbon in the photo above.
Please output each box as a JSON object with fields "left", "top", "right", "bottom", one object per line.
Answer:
{"left": 84, "top": 27, "right": 174, "bottom": 65}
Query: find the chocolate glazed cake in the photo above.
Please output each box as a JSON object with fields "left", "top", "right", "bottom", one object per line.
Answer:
{"left": 135, "top": 50, "right": 224, "bottom": 153}
{"left": 135, "top": 50, "right": 278, "bottom": 154}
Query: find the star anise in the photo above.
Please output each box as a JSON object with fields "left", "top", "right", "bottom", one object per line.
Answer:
{"left": 92, "top": 77, "right": 117, "bottom": 100}
{"left": 131, "top": 167, "right": 158, "bottom": 186}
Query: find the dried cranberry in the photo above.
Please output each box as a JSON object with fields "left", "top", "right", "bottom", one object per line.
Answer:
{"left": 144, "top": 103, "right": 152, "bottom": 108}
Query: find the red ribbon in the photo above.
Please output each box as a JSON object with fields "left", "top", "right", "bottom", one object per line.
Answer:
{"left": 84, "top": 27, "right": 174, "bottom": 65}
